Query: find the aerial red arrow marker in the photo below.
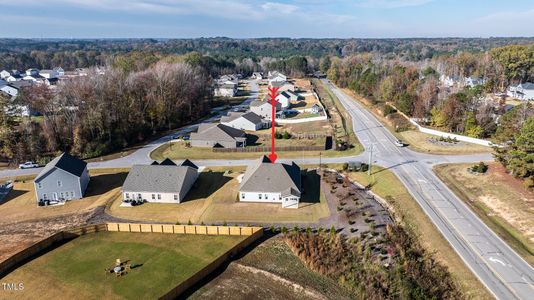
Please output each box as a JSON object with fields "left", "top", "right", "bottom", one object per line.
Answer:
{"left": 268, "top": 86, "right": 280, "bottom": 163}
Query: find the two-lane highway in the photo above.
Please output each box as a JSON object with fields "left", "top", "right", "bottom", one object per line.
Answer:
{"left": 323, "top": 79, "right": 533, "bottom": 300}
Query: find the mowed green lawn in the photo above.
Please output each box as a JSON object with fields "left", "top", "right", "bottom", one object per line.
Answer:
{"left": 1, "top": 232, "right": 245, "bottom": 300}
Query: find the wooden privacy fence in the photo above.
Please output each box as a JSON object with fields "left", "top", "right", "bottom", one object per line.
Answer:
{"left": 256, "top": 133, "right": 329, "bottom": 139}
{"left": 0, "top": 224, "right": 107, "bottom": 278}
{"left": 106, "top": 223, "right": 263, "bottom": 236}
{"left": 0, "top": 222, "right": 263, "bottom": 299}
{"left": 213, "top": 145, "right": 325, "bottom": 153}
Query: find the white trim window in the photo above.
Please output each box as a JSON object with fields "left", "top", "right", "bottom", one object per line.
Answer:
{"left": 157, "top": 194, "right": 161, "bottom": 200}
{"left": 174, "top": 195, "right": 178, "bottom": 201}
{"left": 152, "top": 194, "right": 156, "bottom": 200}
{"left": 258, "top": 194, "right": 262, "bottom": 199}
{"left": 57, "top": 180, "right": 62, "bottom": 187}
{"left": 37, "top": 183, "right": 42, "bottom": 189}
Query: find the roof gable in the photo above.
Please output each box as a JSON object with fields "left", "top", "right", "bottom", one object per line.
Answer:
{"left": 35, "top": 152, "right": 87, "bottom": 182}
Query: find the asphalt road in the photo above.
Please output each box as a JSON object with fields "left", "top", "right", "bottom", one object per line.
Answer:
{"left": 322, "top": 79, "right": 533, "bottom": 300}
{"left": 1, "top": 79, "right": 533, "bottom": 298}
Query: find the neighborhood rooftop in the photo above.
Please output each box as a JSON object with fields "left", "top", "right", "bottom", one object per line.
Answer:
{"left": 240, "top": 156, "right": 302, "bottom": 197}
{"left": 122, "top": 163, "right": 197, "bottom": 194}
{"left": 35, "top": 152, "right": 87, "bottom": 181}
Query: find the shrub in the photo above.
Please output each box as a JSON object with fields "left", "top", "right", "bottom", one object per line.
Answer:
{"left": 222, "top": 220, "right": 228, "bottom": 226}
{"left": 342, "top": 162, "right": 349, "bottom": 170}
{"left": 470, "top": 161, "right": 488, "bottom": 173}
{"left": 187, "top": 219, "right": 192, "bottom": 225}
{"left": 360, "top": 163, "right": 369, "bottom": 172}
{"left": 283, "top": 130, "right": 292, "bottom": 139}
{"left": 175, "top": 221, "right": 181, "bottom": 225}
{"left": 348, "top": 220, "right": 356, "bottom": 225}
{"left": 383, "top": 104, "right": 397, "bottom": 116}
{"left": 281, "top": 226, "right": 288, "bottom": 234}
{"left": 274, "top": 131, "right": 283, "bottom": 139}
{"left": 293, "top": 226, "right": 300, "bottom": 233}
{"left": 524, "top": 177, "right": 534, "bottom": 190}
{"left": 329, "top": 225, "right": 336, "bottom": 234}
{"left": 269, "top": 225, "right": 276, "bottom": 233}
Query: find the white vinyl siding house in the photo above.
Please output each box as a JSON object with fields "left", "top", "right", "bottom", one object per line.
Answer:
{"left": 121, "top": 159, "right": 199, "bottom": 204}
{"left": 239, "top": 156, "right": 302, "bottom": 209}
{"left": 34, "top": 153, "right": 90, "bottom": 203}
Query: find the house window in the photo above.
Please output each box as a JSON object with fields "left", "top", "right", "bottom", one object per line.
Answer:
{"left": 37, "top": 183, "right": 42, "bottom": 189}
{"left": 157, "top": 194, "right": 161, "bottom": 200}
{"left": 265, "top": 194, "right": 268, "bottom": 199}
{"left": 137, "top": 193, "right": 141, "bottom": 199}
{"left": 174, "top": 195, "right": 178, "bottom": 201}
{"left": 125, "top": 193, "right": 130, "bottom": 199}
{"left": 258, "top": 194, "right": 262, "bottom": 199}
{"left": 57, "top": 180, "right": 62, "bottom": 187}
{"left": 151, "top": 194, "right": 155, "bottom": 200}
{"left": 71, "top": 192, "right": 75, "bottom": 198}
{"left": 241, "top": 193, "right": 245, "bottom": 199}
{"left": 43, "top": 194, "right": 47, "bottom": 200}
{"left": 279, "top": 195, "right": 281, "bottom": 200}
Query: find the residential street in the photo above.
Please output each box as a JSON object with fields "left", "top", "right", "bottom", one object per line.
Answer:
{"left": 0, "top": 79, "right": 532, "bottom": 299}
{"left": 322, "top": 79, "right": 533, "bottom": 300}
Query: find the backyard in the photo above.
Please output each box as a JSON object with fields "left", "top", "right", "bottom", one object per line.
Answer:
{"left": 108, "top": 167, "right": 331, "bottom": 225}
{"left": 434, "top": 162, "right": 534, "bottom": 265}
{"left": 1, "top": 231, "right": 245, "bottom": 300}
{"left": 0, "top": 169, "right": 128, "bottom": 225}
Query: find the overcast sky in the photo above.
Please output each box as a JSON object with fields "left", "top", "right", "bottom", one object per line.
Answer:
{"left": 1, "top": 0, "right": 534, "bottom": 38}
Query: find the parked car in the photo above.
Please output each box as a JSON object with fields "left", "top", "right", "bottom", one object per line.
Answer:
{"left": 172, "top": 134, "right": 183, "bottom": 140}
{"left": 19, "top": 161, "right": 39, "bottom": 169}
{"left": 182, "top": 135, "right": 190, "bottom": 141}
{"left": 394, "top": 139, "right": 405, "bottom": 147}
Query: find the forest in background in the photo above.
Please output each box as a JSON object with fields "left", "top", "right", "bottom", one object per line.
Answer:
{"left": 0, "top": 38, "right": 533, "bottom": 188}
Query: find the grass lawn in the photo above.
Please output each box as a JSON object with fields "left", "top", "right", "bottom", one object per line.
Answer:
{"left": 149, "top": 140, "right": 360, "bottom": 161}
{"left": 107, "top": 168, "right": 330, "bottom": 224}
{"left": 1, "top": 232, "right": 245, "bottom": 300}
{"left": 434, "top": 163, "right": 534, "bottom": 266}
{"left": 346, "top": 165, "right": 493, "bottom": 300}
{"left": 0, "top": 169, "right": 128, "bottom": 225}
{"left": 396, "top": 130, "right": 491, "bottom": 155}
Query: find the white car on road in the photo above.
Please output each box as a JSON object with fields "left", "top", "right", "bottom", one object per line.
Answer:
{"left": 18, "top": 161, "right": 39, "bottom": 169}
{"left": 394, "top": 139, "right": 405, "bottom": 147}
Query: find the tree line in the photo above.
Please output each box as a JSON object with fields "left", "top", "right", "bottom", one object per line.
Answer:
{"left": 0, "top": 60, "right": 212, "bottom": 163}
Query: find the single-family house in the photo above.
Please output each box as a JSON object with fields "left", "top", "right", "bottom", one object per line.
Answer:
{"left": 1, "top": 70, "right": 22, "bottom": 82}
{"left": 190, "top": 123, "right": 247, "bottom": 148}
{"left": 439, "top": 74, "right": 460, "bottom": 88}
{"left": 0, "top": 84, "right": 20, "bottom": 99}
{"left": 269, "top": 80, "right": 286, "bottom": 88}
{"left": 25, "top": 68, "right": 39, "bottom": 76}
{"left": 219, "top": 74, "right": 239, "bottom": 84}
{"left": 464, "top": 77, "right": 486, "bottom": 87}
{"left": 22, "top": 74, "right": 44, "bottom": 83}
{"left": 122, "top": 159, "right": 199, "bottom": 204}
{"left": 34, "top": 152, "right": 90, "bottom": 203}
{"left": 215, "top": 83, "right": 238, "bottom": 97}
{"left": 252, "top": 72, "right": 263, "bottom": 80}
{"left": 1, "top": 70, "right": 19, "bottom": 79}
{"left": 507, "top": 82, "right": 534, "bottom": 101}
{"left": 239, "top": 156, "right": 302, "bottom": 208}
{"left": 39, "top": 69, "right": 58, "bottom": 79}
{"left": 311, "top": 104, "right": 323, "bottom": 114}
{"left": 268, "top": 71, "right": 287, "bottom": 84}
{"left": 250, "top": 100, "right": 281, "bottom": 119}
{"left": 53, "top": 67, "right": 65, "bottom": 77}
{"left": 279, "top": 83, "right": 296, "bottom": 93}
{"left": 276, "top": 92, "right": 292, "bottom": 109}
{"left": 221, "top": 111, "right": 268, "bottom": 131}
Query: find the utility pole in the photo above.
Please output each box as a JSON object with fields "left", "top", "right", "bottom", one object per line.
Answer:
{"left": 319, "top": 151, "right": 322, "bottom": 171}
{"left": 368, "top": 144, "right": 373, "bottom": 176}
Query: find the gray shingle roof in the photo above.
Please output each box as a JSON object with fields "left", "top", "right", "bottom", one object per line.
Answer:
{"left": 240, "top": 156, "right": 301, "bottom": 196}
{"left": 122, "top": 164, "right": 196, "bottom": 194}
{"left": 192, "top": 123, "right": 246, "bottom": 142}
{"left": 35, "top": 152, "right": 87, "bottom": 182}
{"left": 221, "top": 112, "right": 263, "bottom": 124}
